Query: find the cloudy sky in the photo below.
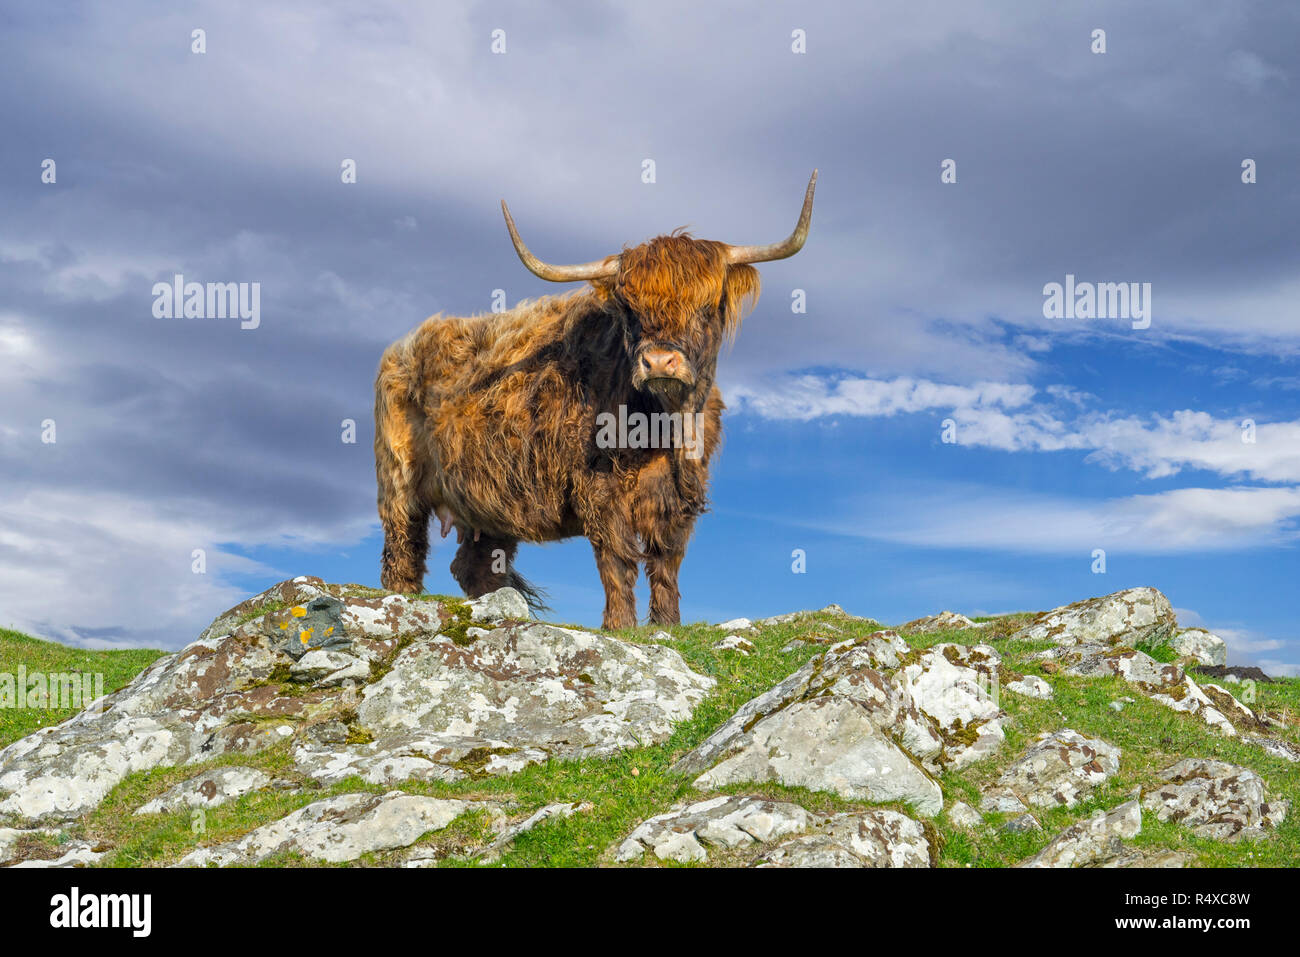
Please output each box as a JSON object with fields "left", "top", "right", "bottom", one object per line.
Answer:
{"left": 2, "top": 2, "right": 1298, "bottom": 672}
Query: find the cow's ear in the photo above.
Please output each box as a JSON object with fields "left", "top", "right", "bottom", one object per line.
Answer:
{"left": 721, "top": 265, "right": 760, "bottom": 342}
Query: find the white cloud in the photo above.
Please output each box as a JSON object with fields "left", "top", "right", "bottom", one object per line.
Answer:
{"left": 837, "top": 485, "right": 1300, "bottom": 554}
{"left": 0, "top": 489, "right": 374, "bottom": 651}
{"left": 732, "top": 373, "right": 1300, "bottom": 484}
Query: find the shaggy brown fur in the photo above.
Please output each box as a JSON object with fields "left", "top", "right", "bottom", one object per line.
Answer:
{"left": 375, "top": 234, "right": 762, "bottom": 628}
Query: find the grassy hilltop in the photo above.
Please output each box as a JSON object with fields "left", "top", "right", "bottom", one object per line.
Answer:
{"left": 1, "top": 606, "right": 1296, "bottom": 868}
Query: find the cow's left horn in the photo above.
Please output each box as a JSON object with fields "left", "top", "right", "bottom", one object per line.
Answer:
{"left": 501, "top": 201, "right": 620, "bottom": 282}
{"left": 725, "top": 170, "right": 817, "bottom": 265}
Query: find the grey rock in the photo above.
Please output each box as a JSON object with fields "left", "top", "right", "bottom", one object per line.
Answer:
{"left": 356, "top": 621, "right": 712, "bottom": 761}
{"left": 1011, "top": 587, "right": 1177, "bottom": 648}
{"left": 899, "top": 611, "right": 979, "bottom": 634}
{"left": 947, "top": 801, "right": 984, "bottom": 829}
{"left": 713, "top": 635, "right": 755, "bottom": 656}
{"left": 290, "top": 649, "right": 365, "bottom": 684}
{"left": 467, "top": 587, "right": 530, "bottom": 622}
{"left": 1020, "top": 799, "right": 1142, "bottom": 868}
{"left": 891, "top": 643, "right": 1007, "bottom": 769}
{"left": 1001, "top": 813, "right": 1042, "bottom": 834}
{"left": 758, "top": 810, "right": 931, "bottom": 868}
{"left": 980, "top": 788, "right": 1028, "bottom": 814}
{"left": 0, "top": 579, "right": 710, "bottom": 827}
{"left": 8, "top": 841, "right": 107, "bottom": 868}
{"left": 995, "top": 729, "right": 1121, "bottom": 809}
{"left": 691, "top": 697, "right": 944, "bottom": 816}
{"left": 135, "top": 766, "right": 272, "bottom": 815}
{"left": 1005, "top": 675, "right": 1053, "bottom": 699}
{"left": 1168, "top": 628, "right": 1228, "bottom": 667}
{"left": 1142, "top": 759, "right": 1288, "bottom": 842}
{"left": 177, "top": 790, "right": 493, "bottom": 866}
{"left": 478, "top": 801, "right": 593, "bottom": 864}
{"left": 716, "top": 618, "right": 755, "bottom": 632}
{"left": 616, "top": 796, "right": 813, "bottom": 863}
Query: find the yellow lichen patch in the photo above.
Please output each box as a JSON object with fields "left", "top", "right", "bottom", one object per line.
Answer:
{"left": 290, "top": 606, "right": 307, "bottom": 618}
{"left": 299, "top": 628, "right": 313, "bottom": 645}
{"left": 325, "top": 626, "right": 334, "bottom": 636}
{"left": 279, "top": 623, "right": 289, "bottom": 631}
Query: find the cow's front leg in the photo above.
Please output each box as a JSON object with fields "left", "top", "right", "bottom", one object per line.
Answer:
{"left": 592, "top": 541, "right": 639, "bottom": 629}
{"left": 645, "top": 548, "right": 684, "bottom": 625}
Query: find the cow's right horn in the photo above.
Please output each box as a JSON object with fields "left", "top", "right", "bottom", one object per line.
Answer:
{"left": 501, "top": 201, "right": 620, "bottom": 282}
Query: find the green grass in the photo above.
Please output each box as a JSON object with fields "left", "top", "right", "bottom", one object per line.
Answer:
{"left": 3, "top": 611, "right": 1298, "bottom": 868}
{"left": 0, "top": 627, "right": 165, "bottom": 749}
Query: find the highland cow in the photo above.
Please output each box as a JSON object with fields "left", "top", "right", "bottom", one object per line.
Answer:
{"left": 375, "top": 172, "right": 816, "bottom": 628}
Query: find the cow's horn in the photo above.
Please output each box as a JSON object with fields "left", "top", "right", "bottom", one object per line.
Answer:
{"left": 725, "top": 170, "right": 817, "bottom": 265}
{"left": 501, "top": 201, "right": 620, "bottom": 282}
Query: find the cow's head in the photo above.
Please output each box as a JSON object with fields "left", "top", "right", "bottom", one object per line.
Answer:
{"left": 501, "top": 171, "right": 816, "bottom": 408}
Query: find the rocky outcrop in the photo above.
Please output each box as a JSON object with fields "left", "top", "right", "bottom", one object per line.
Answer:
{"left": 1168, "top": 628, "right": 1228, "bottom": 666}
{"left": 0, "top": 578, "right": 711, "bottom": 827}
{"left": 1, "top": 578, "right": 1292, "bottom": 870}
{"left": 899, "top": 611, "right": 980, "bottom": 634}
{"left": 1011, "top": 587, "right": 1177, "bottom": 648}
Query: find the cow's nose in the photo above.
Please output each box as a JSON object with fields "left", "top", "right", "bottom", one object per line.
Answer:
{"left": 640, "top": 349, "right": 683, "bottom": 378}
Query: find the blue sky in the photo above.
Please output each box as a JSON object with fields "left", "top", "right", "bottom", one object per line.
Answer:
{"left": 1, "top": 2, "right": 1297, "bottom": 673}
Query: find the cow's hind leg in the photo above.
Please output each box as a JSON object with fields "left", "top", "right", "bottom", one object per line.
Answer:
{"left": 380, "top": 498, "right": 431, "bottom": 594}
{"left": 375, "top": 347, "right": 430, "bottom": 593}
{"left": 450, "top": 533, "right": 546, "bottom": 612}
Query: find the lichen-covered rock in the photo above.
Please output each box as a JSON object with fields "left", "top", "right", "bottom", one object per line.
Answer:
{"left": 1020, "top": 799, "right": 1141, "bottom": 868}
{"left": 177, "top": 791, "right": 497, "bottom": 866}
{"left": 713, "top": 635, "right": 755, "bottom": 655}
{"left": 891, "top": 644, "right": 1007, "bottom": 769}
{"left": 0, "top": 579, "right": 710, "bottom": 827}
{"left": 1005, "top": 675, "right": 1053, "bottom": 699}
{"left": 1142, "top": 759, "right": 1288, "bottom": 841}
{"left": 899, "top": 611, "right": 979, "bottom": 634}
{"left": 1056, "top": 646, "right": 1270, "bottom": 741}
{"left": 467, "top": 587, "right": 530, "bottom": 623}
{"left": 757, "top": 810, "right": 931, "bottom": 868}
{"left": 473, "top": 801, "right": 593, "bottom": 865}
{"left": 1011, "top": 587, "right": 1177, "bottom": 648}
{"left": 1001, "top": 813, "right": 1042, "bottom": 833}
{"left": 753, "top": 604, "right": 870, "bottom": 628}
{"left": 980, "top": 788, "right": 1028, "bottom": 814}
{"left": 716, "top": 618, "right": 755, "bottom": 632}
{"left": 995, "top": 729, "right": 1121, "bottom": 809}
{"left": 672, "top": 631, "right": 931, "bottom": 777}
{"left": 947, "top": 801, "right": 983, "bottom": 829}
{"left": 290, "top": 649, "right": 367, "bottom": 685}
{"left": 616, "top": 796, "right": 813, "bottom": 863}
{"left": 691, "top": 697, "right": 944, "bottom": 815}
{"left": 293, "top": 732, "right": 547, "bottom": 786}
{"left": 1168, "top": 628, "right": 1228, "bottom": 667}
{"left": 355, "top": 621, "right": 712, "bottom": 760}
{"left": 8, "top": 841, "right": 107, "bottom": 869}
{"left": 135, "top": 767, "right": 272, "bottom": 815}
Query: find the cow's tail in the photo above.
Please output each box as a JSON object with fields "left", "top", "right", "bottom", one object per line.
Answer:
{"left": 506, "top": 570, "right": 550, "bottom": 615}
